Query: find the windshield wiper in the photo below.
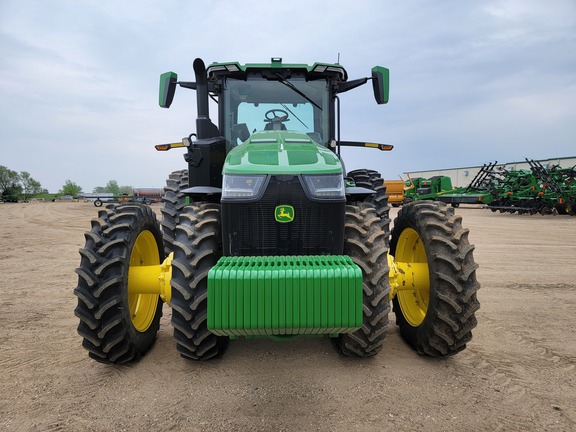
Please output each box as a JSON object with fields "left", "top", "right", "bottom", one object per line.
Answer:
{"left": 281, "top": 103, "right": 308, "bottom": 129}
{"left": 275, "top": 73, "right": 322, "bottom": 110}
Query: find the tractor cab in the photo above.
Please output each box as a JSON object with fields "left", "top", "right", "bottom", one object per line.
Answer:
{"left": 159, "top": 58, "right": 389, "bottom": 172}
{"left": 208, "top": 58, "right": 352, "bottom": 152}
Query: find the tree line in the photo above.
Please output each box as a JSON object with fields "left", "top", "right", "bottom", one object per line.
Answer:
{"left": 0, "top": 165, "right": 45, "bottom": 201}
{"left": 1, "top": 165, "right": 133, "bottom": 201}
{"left": 61, "top": 179, "right": 133, "bottom": 197}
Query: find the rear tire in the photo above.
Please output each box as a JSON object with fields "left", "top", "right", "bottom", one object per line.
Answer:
{"left": 347, "top": 169, "right": 390, "bottom": 222}
{"left": 74, "top": 204, "right": 164, "bottom": 364}
{"left": 161, "top": 169, "right": 189, "bottom": 254}
{"left": 171, "top": 203, "right": 229, "bottom": 360}
{"left": 336, "top": 203, "right": 390, "bottom": 357}
{"left": 390, "top": 201, "right": 480, "bottom": 356}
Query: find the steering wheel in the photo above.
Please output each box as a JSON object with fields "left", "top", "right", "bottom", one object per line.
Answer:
{"left": 264, "top": 109, "right": 290, "bottom": 123}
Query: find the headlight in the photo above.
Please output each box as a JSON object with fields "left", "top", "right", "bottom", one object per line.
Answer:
{"left": 221, "top": 174, "right": 267, "bottom": 200}
{"left": 302, "top": 174, "right": 345, "bottom": 200}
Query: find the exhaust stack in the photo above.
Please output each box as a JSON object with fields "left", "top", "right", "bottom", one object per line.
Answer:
{"left": 193, "top": 58, "right": 220, "bottom": 139}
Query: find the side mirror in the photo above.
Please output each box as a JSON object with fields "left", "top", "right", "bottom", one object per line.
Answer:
{"left": 371, "top": 66, "right": 389, "bottom": 104}
{"left": 159, "top": 71, "right": 178, "bottom": 108}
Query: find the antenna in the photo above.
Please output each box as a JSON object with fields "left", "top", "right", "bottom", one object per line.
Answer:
{"left": 337, "top": 52, "right": 340, "bottom": 64}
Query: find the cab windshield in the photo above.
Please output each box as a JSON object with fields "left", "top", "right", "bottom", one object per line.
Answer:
{"left": 221, "top": 77, "right": 330, "bottom": 151}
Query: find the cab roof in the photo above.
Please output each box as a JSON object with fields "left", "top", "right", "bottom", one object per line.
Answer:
{"left": 207, "top": 57, "right": 348, "bottom": 82}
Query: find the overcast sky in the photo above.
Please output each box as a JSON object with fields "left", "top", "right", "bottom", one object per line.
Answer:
{"left": 1, "top": 0, "right": 575, "bottom": 193}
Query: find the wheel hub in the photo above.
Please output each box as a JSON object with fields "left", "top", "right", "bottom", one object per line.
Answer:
{"left": 127, "top": 230, "right": 162, "bottom": 332}
{"left": 388, "top": 228, "right": 430, "bottom": 326}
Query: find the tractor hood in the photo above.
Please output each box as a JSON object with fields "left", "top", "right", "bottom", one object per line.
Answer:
{"left": 223, "top": 131, "right": 342, "bottom": 175}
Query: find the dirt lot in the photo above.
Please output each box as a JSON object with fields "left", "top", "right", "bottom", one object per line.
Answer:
{"left": 1, "top": 201, "right": 575, "bottom": 431}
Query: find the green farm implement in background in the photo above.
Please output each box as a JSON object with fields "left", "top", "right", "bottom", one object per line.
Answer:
{"left": 485, "top": 159, "right": 576, "bottom": 215}
{"left": 403, "top": 159, "right": 575, "bottom": 215}
{"left": 404, "top": 171, "right": 492, "bottom": 207}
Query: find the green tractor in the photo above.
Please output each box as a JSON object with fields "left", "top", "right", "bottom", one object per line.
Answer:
{"left": 74, "top": 57, "right": 480, "bottom": 363}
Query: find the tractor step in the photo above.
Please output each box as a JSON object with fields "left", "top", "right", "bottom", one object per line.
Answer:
{"left": 207, "top": 255, "right": 363, "bottom": 336}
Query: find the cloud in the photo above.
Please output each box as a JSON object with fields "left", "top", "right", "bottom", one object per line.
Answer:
{"left": 0, "top": 0, "right": 574, "bottom": 192}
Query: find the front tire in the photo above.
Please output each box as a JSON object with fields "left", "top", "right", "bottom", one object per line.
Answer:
{"left": 390, "top": 201, "right": 480, "bottom": 356}
{"left": 171, "top": 203, "right": 229, "bottom": 360}
{"left": 74, "top": 204, "right": 164, "bottom": 364}
{"left": 336, "top": 203, "right": 390, "bottom": 357}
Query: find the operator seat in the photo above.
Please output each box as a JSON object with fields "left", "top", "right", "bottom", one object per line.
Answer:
{"left": 264, "top": 122, "right": 287, "bottom": 131}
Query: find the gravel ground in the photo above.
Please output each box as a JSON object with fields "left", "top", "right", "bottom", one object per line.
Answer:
{"left": 0, "top": 202, "right": 575, "bottom": 431}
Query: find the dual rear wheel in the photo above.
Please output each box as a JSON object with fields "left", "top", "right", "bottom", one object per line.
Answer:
{"left": 74, "top": 204, "right": 164, "bottom": 364}
{"left": 390, "top": 201, "right": 480, "bottom": 356}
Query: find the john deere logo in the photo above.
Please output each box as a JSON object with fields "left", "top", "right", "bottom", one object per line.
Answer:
{"left": 275, "top": 205, "right": 295, "bottom": 223}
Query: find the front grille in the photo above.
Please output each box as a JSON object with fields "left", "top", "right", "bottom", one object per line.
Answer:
{"left": 222, "top": 176, "right": 345, "bottom": 256}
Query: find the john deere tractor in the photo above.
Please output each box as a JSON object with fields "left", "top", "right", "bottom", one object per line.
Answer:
{"left": 74, "top": 57, "right": 480, "bottom": 363}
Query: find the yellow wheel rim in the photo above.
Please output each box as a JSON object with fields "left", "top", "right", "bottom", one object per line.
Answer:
{"left": 395, "top": 228, "right": 429, "bottom": 326}
{"left": 128, "top": 230, "right": 159, "bottom": 332}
